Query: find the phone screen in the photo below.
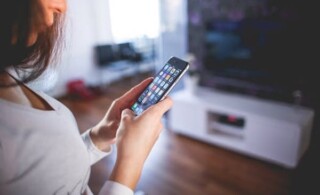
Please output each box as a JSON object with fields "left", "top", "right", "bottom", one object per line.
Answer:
{"left": 131, "top": 56, "right": 189, "bottom": 115}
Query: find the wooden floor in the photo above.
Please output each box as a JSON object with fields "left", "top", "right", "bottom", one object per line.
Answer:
{"left": 58, "top": 72, "right": 318, "bottom": 195}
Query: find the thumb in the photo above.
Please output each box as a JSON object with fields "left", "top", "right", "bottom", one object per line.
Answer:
{"left": 121, "top": 108, "right": 135, "bottom": 122}
{"left": 147, "top": 96, "right": 173, "bottom": 117}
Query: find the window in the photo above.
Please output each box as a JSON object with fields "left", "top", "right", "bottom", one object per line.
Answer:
{"left": 109, "top": 0, "right": 160, "bottom": 43}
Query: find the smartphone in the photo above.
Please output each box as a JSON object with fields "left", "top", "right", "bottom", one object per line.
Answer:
{"left": 131, "top": 56, "right": 189, "bottom": 115}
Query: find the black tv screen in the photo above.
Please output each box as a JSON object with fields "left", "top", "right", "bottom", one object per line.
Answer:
{"left": 195, "top": 0, "right": 313, "bottom": 105}
{"left": 95, "top": 44, "right": 116, "bottom": 66}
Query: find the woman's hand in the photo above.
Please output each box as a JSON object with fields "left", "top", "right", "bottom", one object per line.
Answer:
{"left": 110, "top": 96, "right": 173, "bottom": 189}
{"left": 89, "top": 77, "right": 153, "bottom": 152}
{"left": 89, "top": 76, "right": 173, "bottom": 189}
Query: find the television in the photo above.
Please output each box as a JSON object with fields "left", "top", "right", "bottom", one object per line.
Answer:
{"left": 191, "top": 0, "right": 314, "bottom": 106}
{"left": 117, "top": 42, "right": 143, "bottom": 62}
{"left": 94, "top": 44, "right": 116, "bottom": 67}
{"left": 95, "top": 42, "right": 143, "bottom": 67}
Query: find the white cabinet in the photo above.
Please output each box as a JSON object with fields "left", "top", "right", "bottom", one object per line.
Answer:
{"left": 168, "top": 88, "right": 314, "bottom": 168}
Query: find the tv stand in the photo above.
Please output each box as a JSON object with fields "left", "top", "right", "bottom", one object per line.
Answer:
{"left": 168, "top": 87, "right": 314, "bottom": 168}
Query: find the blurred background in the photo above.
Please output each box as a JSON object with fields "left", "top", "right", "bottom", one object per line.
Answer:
{"left": 36, "top": 0, "right": 319, "bottom": 194}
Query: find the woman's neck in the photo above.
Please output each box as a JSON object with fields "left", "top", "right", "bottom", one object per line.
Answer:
{"left": 0, "top": 72, "right": 53, "bottom": 110}
{"left": 0, "top": 72, "right": 32, "bottom": 106}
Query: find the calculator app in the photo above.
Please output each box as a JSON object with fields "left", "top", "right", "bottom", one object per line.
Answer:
{"left": 131, "top": 63, "right": 182, "bottom": 115}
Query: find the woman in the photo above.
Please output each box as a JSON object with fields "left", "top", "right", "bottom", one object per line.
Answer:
{"left": 0, "top": 0, "right": 172, "bottom": 194}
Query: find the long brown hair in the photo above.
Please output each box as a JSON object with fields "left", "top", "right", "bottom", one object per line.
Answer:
{"left": 0, "top": 0, "right": 65, "bottom": 86}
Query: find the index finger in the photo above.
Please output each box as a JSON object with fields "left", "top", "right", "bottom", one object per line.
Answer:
{"left": 117, "top": 77, "right": 153, "bottom": 105}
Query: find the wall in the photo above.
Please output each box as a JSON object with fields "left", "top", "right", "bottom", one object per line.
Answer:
{"left": 39, "top": 0, "right": 188, "bottom": 97}
{"left": 46, "top": 0, "right": 114, "bottom": 97}
{"left": 157, "top": 0, "right": 188, "bottom": 92}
